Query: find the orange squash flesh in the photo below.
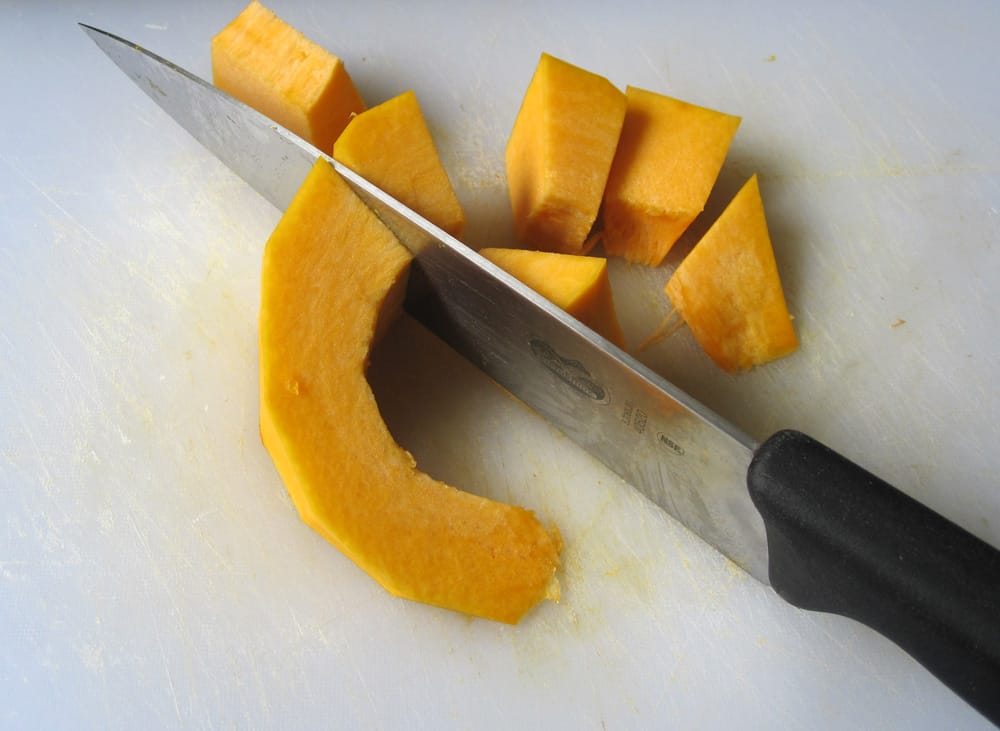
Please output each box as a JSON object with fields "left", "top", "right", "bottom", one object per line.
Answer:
{"left": 212, "top": 1, "right": 366, "bottom": 152}
{"left": 505, "top": 53, "right": 626, "bottom": 255}
{"left": 259, "top": 159, "right": 561, "bottom": 624}
{"left": 333, "top": 90, "right": 465, "bottom": 238}
{"left": 665, "top": 175, "right": 797, "bottom": 372}
{"left": 480, "top": 248, "right": 626, "bottom": 349}
{"left": 603, "top": 86, "right": 741, "bottom": 266}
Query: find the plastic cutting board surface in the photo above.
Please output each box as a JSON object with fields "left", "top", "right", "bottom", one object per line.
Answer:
{"left": 2, "top": 1, "right": 998, "bottom": 728}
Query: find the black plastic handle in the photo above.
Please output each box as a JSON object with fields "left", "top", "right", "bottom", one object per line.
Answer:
{"left": 747, "top": 430, "right": 1000, "bottom": 725}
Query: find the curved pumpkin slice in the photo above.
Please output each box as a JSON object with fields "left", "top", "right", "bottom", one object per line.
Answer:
{"left": 333, "top": 90, "right": 465, "bottom": 238}
{"left": 212, "top": 1, "right": 365, "bottom": 152}
{"left": 665, "top": 175, "right": 798, "bottom": 372}
{"left": 479, "top": 247, "right": 626, "bottom": 349}
{"left": 259, "top": 159, "right": 561, "bottom": 623}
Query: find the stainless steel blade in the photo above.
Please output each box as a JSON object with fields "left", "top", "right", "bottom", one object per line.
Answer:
{"left": 81, "top": 23, "right": 771, "bottom": 582}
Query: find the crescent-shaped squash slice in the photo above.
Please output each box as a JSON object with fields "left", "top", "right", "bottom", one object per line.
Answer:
{"left": 479, "top": 248, "right": 626, "bottom": 349}
{"left": 333, "top": 90, "right": 465, "bottom": 238}
{"left": 259, "top": 159, "right": 561, "bottom": 623}
{"left": 665, "top": 174, "right": 798, "bottom": 372}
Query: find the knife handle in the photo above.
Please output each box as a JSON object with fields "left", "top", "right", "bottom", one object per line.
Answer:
{"left": 747, "top": 430, "right": 1000, "bottom": 725}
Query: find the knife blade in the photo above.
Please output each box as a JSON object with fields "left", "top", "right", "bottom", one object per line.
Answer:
{"left": 80, "top": 23, "right": 1000, "bottom": 723}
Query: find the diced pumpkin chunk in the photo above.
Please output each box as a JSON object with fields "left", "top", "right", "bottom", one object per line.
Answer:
{"left": 259, "top": 159, "right": 560, "bottom": 624}
{"left": 480, "top": 248, "right": 626, "bottom": 349}
{"left": 665, "top": 175, "right": 797, "bottom": 372}
{"left": 506, "top": 53, "right": 626, "bottom": 255}
{"left": 603, "top": 86, "right": 741, "bottom": 266}
{"left": 212, "top": 0, "right": 365, "bottom": 151}
{"left": 333, "top": 90, "right": 465, "bottom": 238}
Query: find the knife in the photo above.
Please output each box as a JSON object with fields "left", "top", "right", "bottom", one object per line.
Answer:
{"left": 80, "top": 23, "right": 1000, "bottom": 723}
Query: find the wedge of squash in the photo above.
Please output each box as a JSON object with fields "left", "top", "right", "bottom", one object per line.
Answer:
{"left": 259, "top": 159, "right": 561, "bottom": 624}
{"left": 333, "top": 90, "right": 465, "bottom": 238}
{"left": 480, "top": 248, "right": 626, "bottom": 349}
{"left": 505, "top": 53, "right": 626, "bottom": 255}
{"left": 664, "top": 175, "right": 797, "bottom": 372}
{"left": 212, "top": 0, "right": 365, "bottom": 152}
{"left": 603, "top": 86, "right": 741, "bottom": 266}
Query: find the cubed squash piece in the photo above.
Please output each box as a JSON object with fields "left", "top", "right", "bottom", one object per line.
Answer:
{"left": 603, "top": 86, "right": 741, "bottom": 266}
{"left": 212, "top": 0, "right": 365, "bottom": 152}
{"left": 506, "top": 53, "right": 626, "bottom": 255}
{"left": 480, "top": 248, "right": 626, "bottom": 349}
{"left": 333, "top": 90, "right": 465, "bottom": 238}
{"left": 665, "top": 175, "right": 797, "bottom": 372}
{"left": 260, "top": 159, "right": 561, "bottom": 624}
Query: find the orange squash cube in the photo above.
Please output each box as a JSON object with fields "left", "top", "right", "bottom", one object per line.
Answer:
{"left": 603, "top": 86, "right": 741, "bottom": 266}
{"left": 479, "top": 248, "right": 626, "bottom": 349}
{"left": 506, "top": 53, "right": 626, "bottom": 254}
{"left": 211, "top": 1, "right": 365, "bottom": 152}
{"left": 665, "top": 175, "right": 797, "bottom": 372}
{"left": 333, "top": 90, "right": 465, "bottom": 238}
{"left": 259, "top": 159, "right": 561, "bottom": 624}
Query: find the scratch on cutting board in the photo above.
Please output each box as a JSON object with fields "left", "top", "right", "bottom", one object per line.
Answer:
{"left": 152, "top": 610, "right": 183, "bottom": 722}
{"left": 244, "top": 645, "right": 273, "bottom": 723}
{"left": 126, "top": 509, "right": 205, "bottom": 720}
{"left": 16, "top": 409, "right": 58, "bottom": 495}
{"left": 637, "top": 46, "right": 670, "bottom": 90}
{"left": 1, "top": 153, "right": 106, "bottom": 248}
{"left": 39, "top": 319, "right": 103, "bottom": 415}
{"left": 352, "top": 662, "right": 379, "bottom": 721}
{"left": 198, "top": 530, "right": 234, "bottom": 573}
{"left": 806, "top": 612, "right": 901, "bottom": 692}
{"left": 289, "top": 607, "right": 306, "bottom": 639}
{"left": 191, "top": 508, "right": 219, "bottom": 526}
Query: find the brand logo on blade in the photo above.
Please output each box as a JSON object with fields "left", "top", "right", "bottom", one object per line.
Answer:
{"left": 529, "top": 338, "right": 607, "bottom": 402}
{"left": 657, "top": 432, "right": 686, "bottom": 456}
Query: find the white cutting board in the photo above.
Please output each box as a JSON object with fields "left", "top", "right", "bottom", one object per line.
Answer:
{"left": 2, "top": 1, "right": 998, "bottom": 728}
